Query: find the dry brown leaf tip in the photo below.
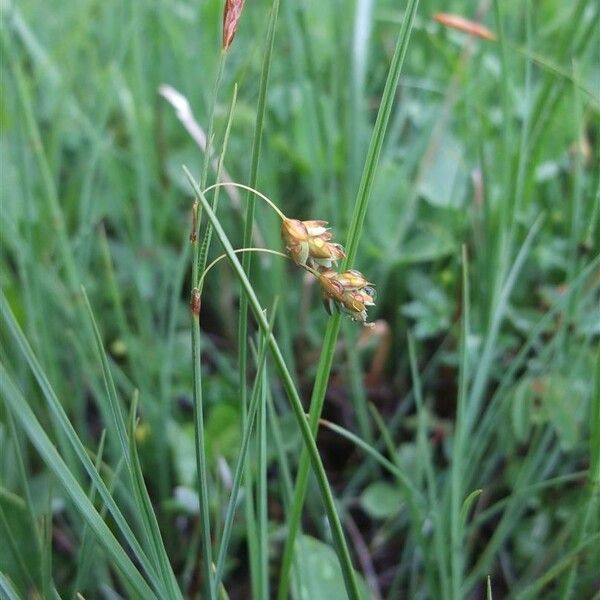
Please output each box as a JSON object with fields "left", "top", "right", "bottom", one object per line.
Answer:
{"left": 433, "top": 13, "right": 496, "bottom": 41}
{"left": 223, "top": 0, "right": 246, "bottom": 50}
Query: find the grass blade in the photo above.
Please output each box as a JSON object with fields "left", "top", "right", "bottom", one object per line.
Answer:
{"left": 236, "top": 7, "right": 279, "bottom": 592}
{"left": 184, "top": 168, "right": 362, "bottom": 600}
{"left": 450, "top": 246, "right": 471, "bottom": 599}
{"left": 82, "top": 289, "right": 181, "bottom": 600}
{"left": 408, "top": 333, "right": 450, "bottom": 598}
{"left": 0, "top": 293, "right": 162, "bottom": 595}
{"left": 277, "top": 1, "right": 420, "bottom": 594}
{"left": 213, "top": 301, "right": 278, "bottom": 593}
{"left": 0, "top": 365, "right": 156, "bottom": 599}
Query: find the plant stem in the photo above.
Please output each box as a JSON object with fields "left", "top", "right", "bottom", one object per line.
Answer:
{"left": 277, "top": 1, "right": 420, "bottom": 595}
{"left": 184, "top": 168, "right": 362, "bottom": 600}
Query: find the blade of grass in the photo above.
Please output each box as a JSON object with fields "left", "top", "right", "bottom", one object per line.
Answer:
{"left": 0, "top": 494, "right": 37, "bottom": 594}
{"left": 277, "top": 1, "right": 420, "bottom": 595}
{"left": 200, "top": 52, "right": 227, "bottom": 190}
{"left": 256, "top": 338, "right": 270, "bottom": 600}
{"left": 450, "top": 246, "right": 471, "bottom": 600}
{"left": 128, "top": 392, "right": 182, "bottom": 600}
{"left": 514, "top": 532, "right": 600, "bottom": 600}
{"left": 368, "top": 401, "right": 437, "bottom": 592}
{"left": 0, "top": 365, "right": 157, "bottom": 599}
{"left": 267, "top": 388, "right": 305, "bottom": 600}
{"left": 213, "top": 301, "right": 278, "bottom": 594}
{"left": 236, "top": 12, "right": 279, "bottom": 595}
{"left": 197, "top": 84, "right": 238, "bottom": 290}
{"left": 559, "top": 350, "right": 600, "bottom": 598}
{"left": 190, "top": 289, "right": 215, "bottom": 600}
{"left": 0, "top": 573, "right": 22, "bottom": 600}
{"left": 467, "top": 255, "right": 600, "bottom": 484}
{"left": 40, "top": 506, "right": 52, "bottom": 600}
{"left": 408, "top": 333, "right": 450, "bottom": 598}
{"left": 466, "top": 214, "right": 544, "bottom": 430}
{"left": 184, "top": 169, "right": 362, "bottom": 600}
{"left": 0, "top": 293, "right": 162, "bottom": 595}
{"left": 237, "top": 0, "right": 280, "bottom": 404}
{"left": 5, "top": 408, "right": 42, "bottom": 558}
{"left": 72, "top": 430, "right": 107, "bottom": 597}
{"left": 234, "top": 5, "right": 279, "bottom": 595}
{"left": 81, "top": 289, "right": 181, "bottom": 600}
{"left": 1, "top": 26, "right": 79, "bottom": 296}
{"left": 319, "top": 418, "right": 419, "bottom": 495}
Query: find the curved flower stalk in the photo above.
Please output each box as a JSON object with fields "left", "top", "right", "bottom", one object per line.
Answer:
{"left": 202, "top": 182, "right": 346, "bottom": 269}
{"left": 199, "top": 181, "right": 376, "bottom": 325}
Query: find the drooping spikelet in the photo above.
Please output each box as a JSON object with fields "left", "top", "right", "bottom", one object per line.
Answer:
{"left": 316, "top": 268, "right": 376, "bottom": 325}
{"left": 281, "top": 218, "right": 346, "bottom": 268}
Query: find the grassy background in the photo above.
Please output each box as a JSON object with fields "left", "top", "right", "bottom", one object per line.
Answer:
{"left": 1, "top": 0, "right": 599, "bottom": 598}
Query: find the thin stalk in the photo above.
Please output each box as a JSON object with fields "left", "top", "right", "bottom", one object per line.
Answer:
{"left": 201, "top": 51, "right": 227, "bottom": 190}
{"left": 450, "top": 246, "right": 470, "bottom": 600}
{"left": 0, "top": 366, "right": 157, "bottom": 599}
{"left": 236, "top": 7, "right": 279, "bottom": 595}
{"left": 237, "top": 0, "right": 280, "bottom": 383}
{"left": 408, "top": 334, "right": 450, "bottom": 598}
{"left": 190, "top": 192, "right": 214, "bottom": 599}
{"left": 184, "top": 169, "right": 361, "bottom": 600}
{"left": 191, "top": 302, "right": 215, "bottom": 600}
{"left": 277, "top": 2, "right": 420, "bottom": 595}
{"left": 560, "top": 351, "right": 600, "bottom": 597}
{"left": 199, "top": 249, "right": 289, "bottom": 290}
{"left": 202, "top": 182, "right": 286, "bottom": 220}
{"left": 257, "top": 352, "right": 269, "bottom": 600}
{"left": 1, "top": 295, "right": 163, "bottom": 594}
{"left": 213, "top": 303, "right": 279, "bottom": 594}
{"left": 197, "top": 83, "right": 238, "bottom": 290}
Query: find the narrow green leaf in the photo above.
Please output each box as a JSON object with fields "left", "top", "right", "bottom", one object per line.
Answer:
{"left": 0, "top": 366, "right": 156, "bottom": 599}
{"left": 82, "top": 288, "right": 181, "bottom": 600}
{"left": 0, "top": 294, "right": 162, "bottom": 594}
{"left": 278, "top": 1, "right": 420, "bottom": 594}
{"left": 0, "top": 573, "right": 22, "bottom": 600}
{"left": 459, "top": 489, "right": 483, "bottom": 530}
{"left": 184, "top": 169, "right": 362, "bottom": 600}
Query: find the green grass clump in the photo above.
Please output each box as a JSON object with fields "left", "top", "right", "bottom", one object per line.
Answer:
{"left": 1, "top": 0, "right": 599, "bottom": 598}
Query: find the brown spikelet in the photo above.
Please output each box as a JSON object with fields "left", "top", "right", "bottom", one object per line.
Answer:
{"left": 433, "top": 13, "right": 496, "bottom": 41}
{"left": 190, "top": 288, "right": 201, "bottom": 316}
{"left": 223, "top": 0, "right": 246, "bottom": 50}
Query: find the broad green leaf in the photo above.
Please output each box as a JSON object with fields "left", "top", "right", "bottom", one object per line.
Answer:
{"left": 418, "top": 134, "right": 466, "bottom": 208}
{"left": 291, "top": 535, "right": 370, "bottom": 600}
{"left": 360, "top": 481, "right": 404, "bottom": 520}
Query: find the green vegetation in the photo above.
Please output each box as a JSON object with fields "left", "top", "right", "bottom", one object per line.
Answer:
{"left": 1, "top": 0, "right": 598, "bottom": 598}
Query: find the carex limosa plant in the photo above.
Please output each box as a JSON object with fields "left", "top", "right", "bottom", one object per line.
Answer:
{"left": 198, "top": 180, "right": 378, "bottom": 325}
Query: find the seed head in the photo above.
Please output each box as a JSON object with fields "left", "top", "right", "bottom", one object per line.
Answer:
{"left": 317, "top": 268, "right": 376, "bottom": 325}
{"left": 281, "top": 218, "right": 346, "bottom": 268}
{"left": 223, "top": 0, "right": 246, "bottom": 51}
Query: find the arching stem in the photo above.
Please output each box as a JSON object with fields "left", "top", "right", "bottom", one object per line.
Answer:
{"left": 202, "top": 182, "right": 287, "bottom": 221}
{"left": 197, "top": 247, "right": 319, "bottom": 290}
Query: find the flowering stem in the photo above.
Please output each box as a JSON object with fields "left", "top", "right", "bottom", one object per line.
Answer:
{"left": 202, "top": 181, "right": 287, "bottom": 220}
{"left": 197, "top": 248, "right": 289, "bottom": 289}
{"left": 277, "top": 0, "right": 421, "bottom": 595}
{"left": 184, "top": 166, "right": 361, "bottom": 600}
